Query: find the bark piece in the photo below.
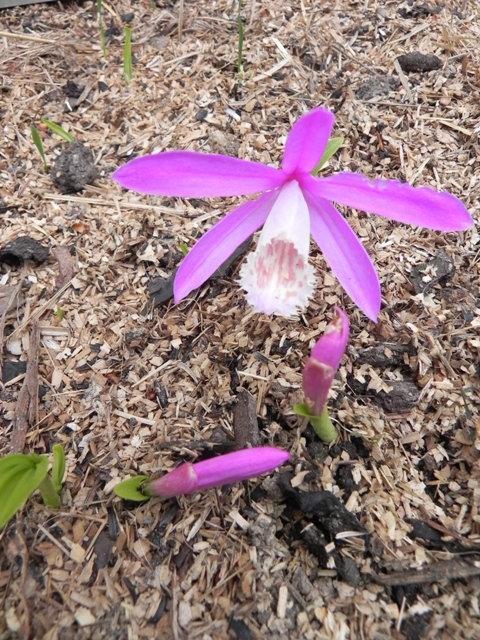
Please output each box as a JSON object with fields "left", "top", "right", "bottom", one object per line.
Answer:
{"left": 374, "top": 559, "right": 480, "bottom": 586}
{"left": 233, "top": 389, "right": 261, "bottom": 448}
{"left": 356, "top": 342, "right": 415, "bottom": 367}
{"left": 278, "top": 474, "right": 367, "bottom": 538}
{"left": 373, "top": 379, "right": 419, "bottom": 413}
{"left": 53, "top": 246, "right": 75, "bottom": 288}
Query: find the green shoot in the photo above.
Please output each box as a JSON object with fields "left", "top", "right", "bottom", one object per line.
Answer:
{"left": 123, "top": 26, "right": 133, "bottom": 85}
{"left": 179, "top": 242, "right": 188, "bottom": 257}
{"left": 293, "top": 403, "right": 338, "bottom": 443}
{"left": 0, "top": 447, "right": 66, "bottom": 529}
{"left": 114, "top": 476, "right": 150, "bottom": 501}
{"left": 311, "top": 136, "right": 344, "bottom": 176}
{"left": 55, "top": 306, "right": 64, "bottom": 320}
{"left": 41, "top": 119, "right": 74, "bottom": 143}
{"left": 51, "top": 444, "right": 66, "bottom": 494}
{"left": 237, "top": 0, "right": 244, "bottom": 78}
{"left": 96, "top": 0, "right": 106, "bottom": 58}
{"left": 31, "top": 125, "right": 48, "bottom": 171}
{"left": 38, "top": 475, "right": 61, "bottom": 508}
{"left": 0, "top": 453, "right": 49, "bottom": 528}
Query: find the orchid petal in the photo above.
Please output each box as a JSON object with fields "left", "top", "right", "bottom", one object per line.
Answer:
{"left": 112, "top": 151, "right": 284, "bottom": 197}
{"left": 311, "top": 307, "right": 350, "bottom": 370}
{"left": 302, "top": 362, "right": 335, "bottom": 416}
{"left": 193, "top": 447, "right": 290, "bottom": 490}
{"left": 238, "top": 180, "right": 315, "bottom": 316}
{"left": 174, "top": 190, "right": 279, "bottom": 303}
{"left": 147, "top": 463, "right": 197, "bottom": 498}
{"left": 303, "top": 187, "right": 381, "bottom": 321}
{"left": 282, "top": 108, "right": 335, "bottom": 176}
{"left": 303, "top": 308, "right": 349, "bottom": 415}
{"left": 311, "top": 173, "right": 473, "bottom": 231}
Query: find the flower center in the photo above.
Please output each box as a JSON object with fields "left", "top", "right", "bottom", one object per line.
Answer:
{"left": 239, "top": 236, "right": 315, "bottom": 316}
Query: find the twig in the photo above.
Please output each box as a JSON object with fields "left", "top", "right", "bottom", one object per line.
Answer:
{"left": 0, "top": 30, "right": 55, "bottom": 44}
{"left": 11, "top": 322, "right": 40, "bottom": 452}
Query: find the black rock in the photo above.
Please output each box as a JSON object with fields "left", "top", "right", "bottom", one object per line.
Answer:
{"left": 50, "top": 141, "right": 99, "bottom": 193}
{"left": 0, "top": 236, "right": 49, "bottom": 267}
{"left": 397, "top": 52, "right": 442, "bottom": 73}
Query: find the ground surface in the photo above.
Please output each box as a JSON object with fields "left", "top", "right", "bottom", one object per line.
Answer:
{"left": 1, "top": 0, "right": 480, "bottom": 638}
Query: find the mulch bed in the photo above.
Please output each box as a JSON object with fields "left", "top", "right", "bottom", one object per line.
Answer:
{"left": 0, "top": 0, "right": 479, "bottom": 638}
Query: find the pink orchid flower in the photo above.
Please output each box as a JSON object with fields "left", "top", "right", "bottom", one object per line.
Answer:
{"left": 112, "top": 108, "right": 472, "bottom": 320}
{"left": 302, "top": 307, "right": 349, "bottom": 416}
{"left": 145, "top": 447, "right": 289, "bottom": 498}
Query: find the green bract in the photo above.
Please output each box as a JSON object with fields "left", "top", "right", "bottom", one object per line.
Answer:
{"left": 114, "top": 476, "right": 150, "bottom": 502}
{"left": 52, "top": 444, "right": 66, "bottom": 494}
{"left": 293, "top": 404, "right": 337, "bottom": 444}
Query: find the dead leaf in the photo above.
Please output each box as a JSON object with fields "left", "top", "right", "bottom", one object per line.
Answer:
{"left": 53, "top": 246, "right": 74, "bottom": 288}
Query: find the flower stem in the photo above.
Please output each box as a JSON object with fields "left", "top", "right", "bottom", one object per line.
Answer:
{"left": 38, "top": 475, "right": 61, "bottom": 508}
{"left": 310, "top": 406, "right": 338, "bottom": 443}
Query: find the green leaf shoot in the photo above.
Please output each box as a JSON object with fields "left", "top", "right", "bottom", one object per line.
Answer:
{"left": 38, "top": 475, "right": 61, "bottom": 509}
{"left": 311, "top": 136, "right": 344, "bottom": 176}
{"left": 51, "top": 444, "right": 66, "bottom": 494}
{"left": 114, "top": 476, "right": 150, "bottom": 502}
{"left": 31, "top": 125, "right": 47, "bottom": 171}
{"left": 0, "top": 453, "right": 49, "bottom": 529}
{"left": 41, "top": 119, "right": 74, "bottom": 143}
{"left": 123, "top": 26, "right": 133, "bottom": 85}
{"left": 96, "top": 0, "right": 106, "bottom": 58}
{"left": 55, "top": 306, "right": 64, "bottom": 320}
{"left": 237, "top": 0, "right": 244, "bottom": 78}
{"left": 179, "top": 242, "right": 188, "bottom": 257}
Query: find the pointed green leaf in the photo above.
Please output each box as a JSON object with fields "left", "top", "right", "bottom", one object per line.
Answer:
{"left": 41, "top": 119, "right": 74, "bottom": 143}
{"left": 38, "top": 475, "right": 61, "bottom": 508}
{"left": 237, "top": 0, "right": 244, "bottom": 77}
{"left": 292, "top": 402, "right": 314, "bottom": 418}
{"left": 123, "top": 26, "right": 132, "bottom": 85}
{"left": 51, "top": 445, "right": 66, "bottom": 494}
{"left": 0, "top": 453, "right": 49, "bottom": 529}
{"left": 114, "top": 476, "right": 150, "bottom": 502}
{"left": 179, "top": 242, "right": 188, "bottom": 257}
{"left": 96, "top": 0, "right": 106, "bottom": 58}
{"left": 31, "top": 125, "right": 47, "bottom": 171}
{"left": 311, "top": 136, "right": 344, "bottom": 176}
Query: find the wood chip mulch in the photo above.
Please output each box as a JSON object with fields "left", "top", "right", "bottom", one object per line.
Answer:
{"left": 0, "top": 0, "right": 479, "bottom": 638}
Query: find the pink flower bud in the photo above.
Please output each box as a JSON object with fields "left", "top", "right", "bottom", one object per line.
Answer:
{"left": 302, "top": 307, "right": 349, "bottom": 415}
{"left": 147, "top": 447, "right": 289, "bottom": 498}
